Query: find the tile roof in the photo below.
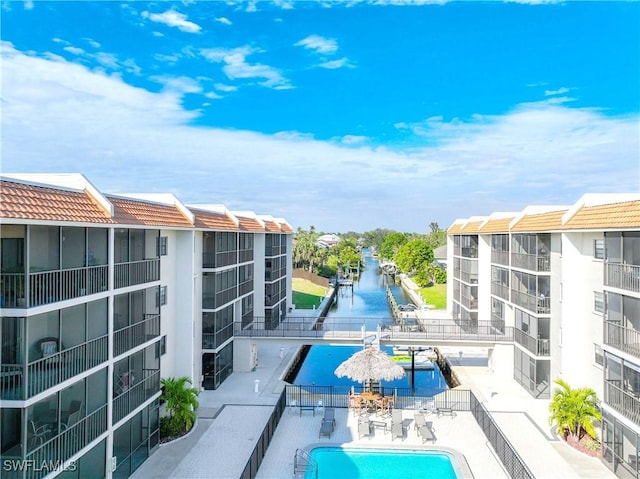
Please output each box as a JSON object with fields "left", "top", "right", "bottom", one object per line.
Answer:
{"left": 459, "top": 220, "right": 483, "bottom": 234}
{"left": 108, "top": 196, "right": 193, "bottom": 228}
{"left": 511, "top": 210, "right": 567, "bottom": 232}
{"left": 280, "top": 223, "right": 293, "bottom": 233}
{"left": 563, "top": 200, "right": 640, "bottom": 230}
{"left": 192, "top": 209, "right": 239, "bottom": 231}
{"left": 478, "top": 217, "right": 514, "bottom": 234}
{"left": 0, "top": 180, "right": 112, "bottom": 223}
{"left": 448, "top": 222, "right": 464, "bottom": 234}
{"left": 237, "top": 216, "right": 264, "bottom": 232}
{"left": 263, "top": 219, "right": 282, "bottom": 232}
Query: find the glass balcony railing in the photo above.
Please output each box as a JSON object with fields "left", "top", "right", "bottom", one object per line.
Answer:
{"left": 113, "top": 369, "right": 160, "bottom": 424}
{"left": 511, "top": 253, "right": 550, "bottom": 272}
{"left": 114, "top": 259, "right": 160, "bottom": 289}
{"left": 604, "top": 322, "right": 640, "bottom": 359}
{"left": 491, "top": 251, "right": 509, "bottom": 266}
{"left": 114, "top": 314, "right": 161, "bottom": 357}
{"left": 511, "top": 290, "right": 550, "bottom": 314}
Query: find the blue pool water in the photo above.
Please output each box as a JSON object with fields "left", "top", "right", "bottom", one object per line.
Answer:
{"left": 307, "top": 447, "right": 458, "bottom": 479}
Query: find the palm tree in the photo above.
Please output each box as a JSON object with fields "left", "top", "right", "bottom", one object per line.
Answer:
{"left": 161, "top": 376, "right": 200, "bottom": 433}
{"left": 548, "top": 378, "right": 601, "bottom": 441}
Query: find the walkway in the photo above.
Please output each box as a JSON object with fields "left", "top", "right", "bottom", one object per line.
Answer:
{"left": 133, "top": 313, "right": 613, "bottom": 479}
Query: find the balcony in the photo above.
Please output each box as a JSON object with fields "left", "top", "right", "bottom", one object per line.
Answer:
{"left": 461, "top": 295, "right": 478, "bottom": 311}
{"left": 114, "top": 314, "right": 161, "bottom": 357}
{"left": 202, "top": 251, "right": 238, "bottom": 269}
{"left": 491, "top": 251, "right": 509, "bottom": 266}
{"left": 491, "top": 283, "right": 510, "bottom": 301}
{"left": 605, "top": 263, "right": 640, "bottom": 293}
{"left": 459, "top": 271, "right": 478, "bottom": 284}
{"left": 239, "top": 279, "right": 253, "bottom": 296}
{"left": 114, "top": 259, "right": 160, "bottom": 289}
{"left": 1, "top": 335, "right": 109, "bottom": 400}
{"left": 113, "top": 369, "right": 160, "bottom": 424}
{"left": 1, "top": 266, "right": 108, "bottom": 308}
{"left": 605, "top": 380, "right": 640, "bottom": 427}
{"left": 511, "top": 290, "right": 550, "bottom": 315}
{"left": 604, "top": 322, "right": 640, "bottom": 359}
{"left": 238, "top": 249, "right": 253, "bottom": 263}
{"left": 511, "top": 253, "right": 550, "bottom": 272}
{"left": 514, "top": 328, "right": 550, "bottom": 356}
{"left": 0, "top": 405, "right": 107, "bottom": 479}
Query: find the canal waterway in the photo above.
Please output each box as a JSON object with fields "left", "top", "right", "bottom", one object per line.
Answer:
{"left": 293, "top": 251, "right": 448, "bottom": 396}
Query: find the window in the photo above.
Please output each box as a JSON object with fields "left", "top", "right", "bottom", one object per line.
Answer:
{"left": 156, "top": 336, "right": 166, "bottom": 358}
{"left": 594, "top": 344, "right": 604, "bottom": 366}
{"left": 594, "top": 239, "right": 604, "bottom": 260}
{"left": 158, "top": 286, "right": 167, "bottom": 306}
{"left": 594, "top": 291, "right": 604, "bottom": 313}
{"left": 157, "top": 236, "right": 168, "bottom": 256}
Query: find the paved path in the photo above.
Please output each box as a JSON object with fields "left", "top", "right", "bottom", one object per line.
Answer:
{"left": 133, "top": 309, "right": 614, "bottom": 479}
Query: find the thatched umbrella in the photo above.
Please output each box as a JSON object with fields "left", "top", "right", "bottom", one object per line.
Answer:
{"left": 334, "top": 347, "right": 405, "bottom": 392}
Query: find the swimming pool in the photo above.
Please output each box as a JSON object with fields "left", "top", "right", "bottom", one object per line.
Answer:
{"left": 306, "top": 447, "right": 459, "bottom": 479}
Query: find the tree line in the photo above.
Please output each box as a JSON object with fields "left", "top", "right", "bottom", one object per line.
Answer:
{"left": 293, "top": 223, "right": 447, "bottom": 287}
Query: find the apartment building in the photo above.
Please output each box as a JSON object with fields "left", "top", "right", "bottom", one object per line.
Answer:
{"left": 0, "top": 174, "right": 292, "bottom": 479}
{"left": 447, "top": 193, "right": 640, "bottom": 478}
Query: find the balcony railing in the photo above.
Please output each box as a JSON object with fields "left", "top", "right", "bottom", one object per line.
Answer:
{"left": 114, "top": 259, "right": 160, "bottom": 289}
{"left": 491, "top": 251, "right": 509, "bottom": 266}
{"left": 1, "top": 266, "right": 108, "bottom": 308}
{"left": 604, "top": 322, "right": 640, "bottom": 359}
{"left": 491, "top": 283, "right": 510, "bottom": 301}
{"left": 514, "top": 328, "right": 550, "bottom": 356}
{"left": 459, "top": 271, "right": 478, "bottom": 284}
{"left": 460, "top": 295, "right": 478, "bottom": 310}
{"left": 114, "top": 314, "right": 161, "bottom": 357}
{"left": 511, "top": 290, "right": 550, "bottom": 314}
{"left": 22, "top": 405, "right": 107, "bottom": 479}
{"left": 605, "top": 262, "right": 640, "bottom": 293}
{"left": 239, "top": 279, "right": 253, "bottom": 296}
{"left": 202, "top": 251, "right": 238, "bottom": 269}
{"left": 238, "top": 249, "right": 253, "bottom": 263}
{"left": 24, "top": 335, "right": 109, "bottom": 398}
{"left": 605, "top": 380, "right": 640, "bottom": 427}
{"left": 113, "top": 369, "right": 160, "bottom": 424}
{"left": 511, "top": 253, "right": 550, "bottom": 272}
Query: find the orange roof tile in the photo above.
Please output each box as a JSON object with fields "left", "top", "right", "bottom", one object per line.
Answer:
{"left": 263, "top": 219, "right": 281, "bottom": 232}
{"left": 280, "top": 223, "right": 293, "bottom": 233}
{"left": 479, "top": 217, "right": 514, "bottom": 234}
{"left": 0, "top": 180, "right": 112, "bottom": 223}
{"left": 192, "top": 209, "right": 239, "bottom": 231}
{"left": 448, "top": 222, "right": 464, "bottom": 234}
{"left": 237, "top": 216, "right": 264, "bottom": 232}
{"left": 108, "top": 196, "right": 193, "bottom": 228}
{"left": 563, "top": 200, "right": 640, "bottom": 230}
{"left": 511, "top": 210, "right": 567, "bottom": 232}
{"left": 460, "top": 220, "right": 483, "bottom": 234}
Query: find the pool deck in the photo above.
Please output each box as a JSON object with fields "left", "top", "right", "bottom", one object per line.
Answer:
{"left": 132, "top": 337, "right": 614, "bottom": 479}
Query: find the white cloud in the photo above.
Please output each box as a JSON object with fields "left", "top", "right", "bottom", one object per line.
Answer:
{"left": 215, "top": 17, "right": 232, "bottom": 25}
{"left": 141, "top": 10, "right": 202, "bottom": 33}
{"left": 85, "top": 38, "right": 101, "bottom": 49}
{"left": 215, "top": 83, "right": 239, "bottom": 92}
{"left": 149, "top": 75, "right": 203, "bottom": 95}
{"left": 2, "top": 43, "right": 638, "bottom": 232}
{"left": 544, "top": 87, "right": 570, "bottom": 96}
{"left": 273, "top": 0, "right": 295, "bottom": 9}
{"left": 200, "top": 46, "right": 292, "bottom": 89}
{"left": 295, "top": 35, "right": 338, "bottom": 55}
{"left": 318, "top": 57, "right": 352, "bottom": 69}
{"left": 63, "top": 46, "right": 85, "bottom": 56}
{"left": 24, "top": 1, "right": 33, "bottom": 10}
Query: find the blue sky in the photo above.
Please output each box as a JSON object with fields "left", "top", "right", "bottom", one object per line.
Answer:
{"left": 2, "top": 1, "right": 639, "bottom": 232}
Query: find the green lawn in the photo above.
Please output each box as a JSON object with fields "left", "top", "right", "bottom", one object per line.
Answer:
{"left": 418, "top": 283, "right": 447, "bottom": 309}
{"left": 292, "top": 278, "right": 328, "bottom": 309}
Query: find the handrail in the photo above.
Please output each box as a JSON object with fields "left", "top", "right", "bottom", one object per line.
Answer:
{"left": 294, "top": 448, "right": 318, "bottom": 478}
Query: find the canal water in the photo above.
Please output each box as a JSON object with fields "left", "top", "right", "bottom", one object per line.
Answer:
{"left": 293, "top": 251, "right": 448, "bottom": 396}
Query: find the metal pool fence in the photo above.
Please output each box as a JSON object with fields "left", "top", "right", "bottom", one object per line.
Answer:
{"left": 240, "top": 386, "right": 534, "bottom": 479}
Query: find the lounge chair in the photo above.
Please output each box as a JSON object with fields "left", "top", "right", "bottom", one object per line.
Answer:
{"left": 358, "top": 417, "right": 372, "bottom": 439}
{"left": 319, "top": 420, "right": 333, "bottom": 439}
{"left": 414, "top": 412, "right": 427, "bottom": 431}
{"left": 391, "top": 409, "right": 405, "bottom": 441}
{"left": 418, "top": 422, "right": 436, "bottom": 443}
{"left": 322, "top": 407, "right": 336, "bottom": 430}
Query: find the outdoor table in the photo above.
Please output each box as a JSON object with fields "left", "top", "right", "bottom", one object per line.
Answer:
{"left": 360, "top": 392, "right": 382, "bottom": 411}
